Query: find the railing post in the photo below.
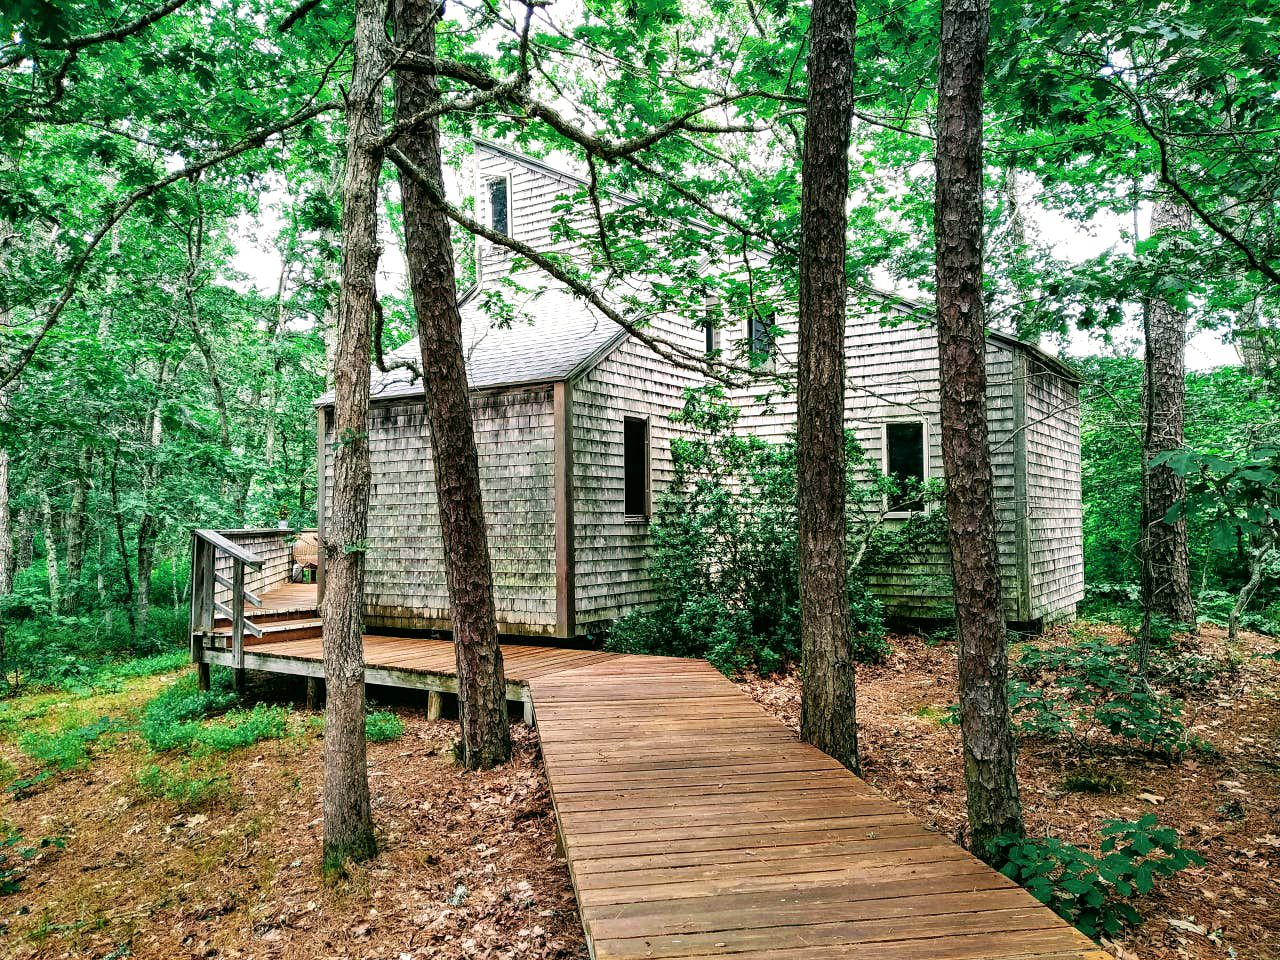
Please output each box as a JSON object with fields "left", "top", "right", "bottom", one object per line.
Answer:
{"left": 191, "top": 535, "right": 215, "bottom": 691}
{"left": 232, "top": 559, "right": 246, "bottom": 693}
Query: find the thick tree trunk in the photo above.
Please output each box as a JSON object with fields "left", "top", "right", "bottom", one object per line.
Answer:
{"left": 797, "top": 0, "right": 858, "bottom": 773}
{"left": 40, "top": 490, "right": 60, "bottom": 615}
{"left": 1140, "top": 198, "right": 1196, "bottom": 632}
{"left": 392, "top": 0, "right": 511, "bottom": 770}
{"left": 319, "top": 0, "right": 384, "bottom": 869}
{"left": 935, "top": 0, "right": 1024, "bottom": 862}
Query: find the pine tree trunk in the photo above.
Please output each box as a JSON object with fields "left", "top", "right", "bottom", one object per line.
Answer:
{"left": 392, "top": 0, "right": 511, "bottom": 770}
{"left": 935, "top": 0, "right": 1024, "bottom": 862}
{"left": 797, "top": 0, "right": 858, "bottom": 773}
{"left": 319, "top": 0, "right": 384, "bottom": 868}
{"left": 1140, "top": 198, "right": 1195, "bottom": 630}
{"left": 40, "top": 490, "right": 60, "bottom": 615}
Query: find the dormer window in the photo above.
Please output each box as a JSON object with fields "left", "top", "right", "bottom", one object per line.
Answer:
{"left": 486, "top": 175, "right": 510, "bottom": 237}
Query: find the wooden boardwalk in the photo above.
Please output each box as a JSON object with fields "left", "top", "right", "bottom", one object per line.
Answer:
{"left": 212, "top": 597, "right": 1105, "bottom": 960}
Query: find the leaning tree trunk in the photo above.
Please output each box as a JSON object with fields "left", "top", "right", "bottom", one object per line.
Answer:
{"left": 392, "top": 0, "right": 511, "bottom": 770}
{"left": 319, "top": 0, "right": 385, "bottom": 868}
{"left": 1140, "top": 197, "right": 1196, "bottom": 637}
{"left": 797, "top": 0, "right": 858, "bottom": 773}
{"left": 935, "top": 0, "right": 1024, "bottom": 862}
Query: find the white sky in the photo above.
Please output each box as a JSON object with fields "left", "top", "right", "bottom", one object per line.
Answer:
{"left": 230, "top": 159, "right": 1240, "bottom": 373}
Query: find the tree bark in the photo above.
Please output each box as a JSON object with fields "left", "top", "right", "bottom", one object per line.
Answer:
{"left": 135, "top": 512, "right": 158, "bottom": 637}
{"left": 319, "top": 0, "right": 385, "bottom": 868}
{"left": 1140, "top": 197, "right": 1196, "bottom": 631}
{"left": 797, "top": 0, "right": 858, "bottom": 773}
{"left": 40, "top": 489, "right": 60, "bottom": 615}
{"left": 392, "top": 0, "right": 511, "bottom": 770}
{"left": 63, "top": 452, "right": 89, "bottom": 612}
{"left": 935, "top": 0, "right": 1024, "bottom": 862}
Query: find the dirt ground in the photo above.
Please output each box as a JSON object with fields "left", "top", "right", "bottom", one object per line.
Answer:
{"left": 739, "top": 622, "right": 1280, "bottom": 960}
{"left": 1, "top": 621, "right": 1277, "bottom": 960}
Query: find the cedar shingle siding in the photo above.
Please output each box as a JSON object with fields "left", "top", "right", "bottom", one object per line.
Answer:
{"left": 315, "top": 142, "right": 1084, "bottom": 636}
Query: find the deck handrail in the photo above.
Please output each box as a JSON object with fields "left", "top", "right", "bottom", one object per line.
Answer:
{"left": 193, "top": 528, "right": 266, "bottom": 569}
{"left": 190, "top": 529, "right": 275, "bottom": 689}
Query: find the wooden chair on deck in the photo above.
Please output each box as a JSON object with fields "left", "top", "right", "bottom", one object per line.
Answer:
{"left": 291, "top": 531, "right": 319, "bottom": 583}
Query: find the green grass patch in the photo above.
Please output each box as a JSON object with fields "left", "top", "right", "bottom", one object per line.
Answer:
{"left": 365, "top": 710, "right": 405, "bottom": 743}
{"left": 18, "top": 716, "right": 118, "bottom": 771}
{"left": 139, "top": 671, "right": 239, "bottom": 750}
{"left": 1061, "top": 768, "right": 1129, "bottom": 795}
{"left": 912, "top": 704, "right": 951, "bottom": 726}
{"left": 137, "top": 758, "right": 232, "bottom": 811}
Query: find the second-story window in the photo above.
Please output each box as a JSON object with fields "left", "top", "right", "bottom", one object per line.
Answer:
{"left": 703, "top": 297, "right": 721, "bottom": 357}
{"left": 747, "top": 310, "right": 775, "bottom": 367}
{"left": 486, "top": 175, "right": 510, "bottom": 237}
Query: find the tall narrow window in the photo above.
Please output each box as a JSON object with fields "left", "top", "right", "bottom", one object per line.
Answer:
{"left": 623, "top": 416, "right": 650, "bottom": 519}
{"left": 747, "top": 310, "right": 775, "bottom": 366}
{"left": 486, "top": 176, "right": 510, "bottom": 237}
{"left": 885, "top": 421, "right": 927, "bottom": 511}
{"left": 703, "top": 297, "right": 721, "bottom": 357}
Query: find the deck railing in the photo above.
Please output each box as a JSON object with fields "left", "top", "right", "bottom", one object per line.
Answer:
{"left": 190, "top": 529, "right": 268, "bottom": 684}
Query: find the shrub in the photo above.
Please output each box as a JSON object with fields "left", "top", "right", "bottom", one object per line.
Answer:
{"left": 605, "top": 387, "right": 930, "bottom": 674}
{"left": 137, "top": 759, "right": 232, "bottom": 810}
{"left": 365, "top": 710, "right": 405, "bottom": 743}
{"left": 1061, "top": 768, "right": 1128, "bottom": 795}
{"left": 192, "top": 704, "right": 289, "bottom": 752}
{"left": 140, "top": 671, "right": 238, "bottom": 751}
{"left": 1009, "top": 637, "right": 1191, "bottom": 753}
{"left": 995, "top": 815, "right": 1204, "bottom": 939}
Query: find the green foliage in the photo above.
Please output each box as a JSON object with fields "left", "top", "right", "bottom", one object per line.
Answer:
{"left": 995, "top": 816, "right": 1204, "bottom": 939}
{"left": 607, "top": 388, "right": 920, "bottom": 674}
{"left": 1061, "top": 768, "right": 1128, "bottom": 795}
{"left": 18, "top": 716, "right": 118, "bottom": 771}
{"left": 365, "top": 710, "right": 405, "bottom": 743}
{"left": 139, "top": 670, "right": 239, "bottom": 751}
{"left": 137, "top": 759, "right": 232, "bottom": 811}
{"left": 0, "top": 827, "right": 65, "bottom": 896}
{"left": 190, "top": 704, "right": 289, "bottom": 753}
{"left": 1008, "top": 637, "right": 1192, "bottom": 753}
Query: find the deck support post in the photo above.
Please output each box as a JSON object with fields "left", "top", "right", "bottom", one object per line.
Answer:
{"left": 305, "top": 676, "right": 323, "bottom": 710}
{"left": 522, "top": 697, "right": 534, "bottom": 727}
{"left": 197, "top": 661, "right": 211, "bottom": 692}
{"left": 426, "top": 690, "right": 443, "bottom": 721}
{"left": 233, "top": 667, "right": 246, "bottom": 695}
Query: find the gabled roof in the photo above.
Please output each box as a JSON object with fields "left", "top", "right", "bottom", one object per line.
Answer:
{"left": 314, "top": 282, "right": 626, "bottom": 407}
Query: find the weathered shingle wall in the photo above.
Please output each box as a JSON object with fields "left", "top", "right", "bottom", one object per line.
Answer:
{"left": 324, "top": 388, "right": 559, "bottom": 634}
{"left": 728, "top": 305, "right": 1025, "bottom": 620}
{"left": 1024, "top": 359, "right": 1085, "bottom": 619}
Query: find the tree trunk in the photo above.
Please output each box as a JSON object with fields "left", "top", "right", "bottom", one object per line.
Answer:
{"left": 935, "top": 0, "right": 1024, "bottom": 862}
{"left": 40, "top": 489, "right": 60, "bottom": 615}
{"left": 797, "top": 0, "right": 858, "bottom": 773}
{"left": 392, "top": 0, "right": 511, "bottom": 770}
{"left": 1228, "top": 539, "right": 1273, "bottom": 645}
{"left": 319, "top": 0, "right": 384, "bottom": 869}
{"left": 15, "top": 505, "right": 33, "bottom": 573}
{"left": 135, "top": 512, "right": 158, "bottom": 638}
{"left": 1140, "top": 197, "right": 1196, "bottom": 634}
{"left": 63, "top": 453, "right": 89, "bottom": 612}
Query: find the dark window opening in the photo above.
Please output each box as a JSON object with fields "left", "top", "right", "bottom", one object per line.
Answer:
{"left": 703, "top": 299, "right": 721, "bottom": 357}
{"left": 487, "top": 176, "right": 509, "bottom": 237}
{"left": 623, "top": 417, "right": 650, "bottom": 519}
{"left": 886, "top": 421, "right": 926, "bottom": 511}
{"left": 747, "top": 310, "right": 775, "bottom": 366}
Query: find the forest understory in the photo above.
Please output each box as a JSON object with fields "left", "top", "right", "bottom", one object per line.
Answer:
{"left": 0, "top": 622, "right": 1275, "bottom": 960}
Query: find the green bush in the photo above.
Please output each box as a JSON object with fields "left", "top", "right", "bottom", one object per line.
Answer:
{"left": 1008, "top": 637, "right": 1191, "bottom": 753}
{"left": 995, "top": 815, "right": 1204, "bottom": 939}
{"left": 365, "top": 710, "right": 405, "bottom": 742}
{"left": 140, "top": 671, "right": 239, "bottom": 751}
{"left": 192, "top": 704, "right": 289, "bottom": 752}
{"left": 606, "top": 388, "right": 931, "bottom": 674}
{"left": 137, "top": 759, "right": 232, "bottom": 810}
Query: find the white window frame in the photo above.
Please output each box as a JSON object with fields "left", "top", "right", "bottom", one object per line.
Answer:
{"left": 881, "top": 418, "right": 929, "bottom": 517}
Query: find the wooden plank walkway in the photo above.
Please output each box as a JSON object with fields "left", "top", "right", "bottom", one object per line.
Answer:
{"left": 528, "top": 655, "right": 1109, "bottom": 960}
{"left": 217, "top": 612, "right": 1106, "bottom": 960}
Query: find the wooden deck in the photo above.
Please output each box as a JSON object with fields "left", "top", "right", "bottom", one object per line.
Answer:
{"left": 200, "top": 584, "right": 1106, "bottom": 960}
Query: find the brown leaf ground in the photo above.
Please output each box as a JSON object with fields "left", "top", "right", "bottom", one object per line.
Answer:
{"left": 1, "top": 621, "right": 1277, "bottom": 960}
{"left": 739, "top": 622, "right": 1280, "bottom": 960}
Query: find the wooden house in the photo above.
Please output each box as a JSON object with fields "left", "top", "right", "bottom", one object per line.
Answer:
{"left": 312, "top": 142, "right": 1084, "bottom": 637}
